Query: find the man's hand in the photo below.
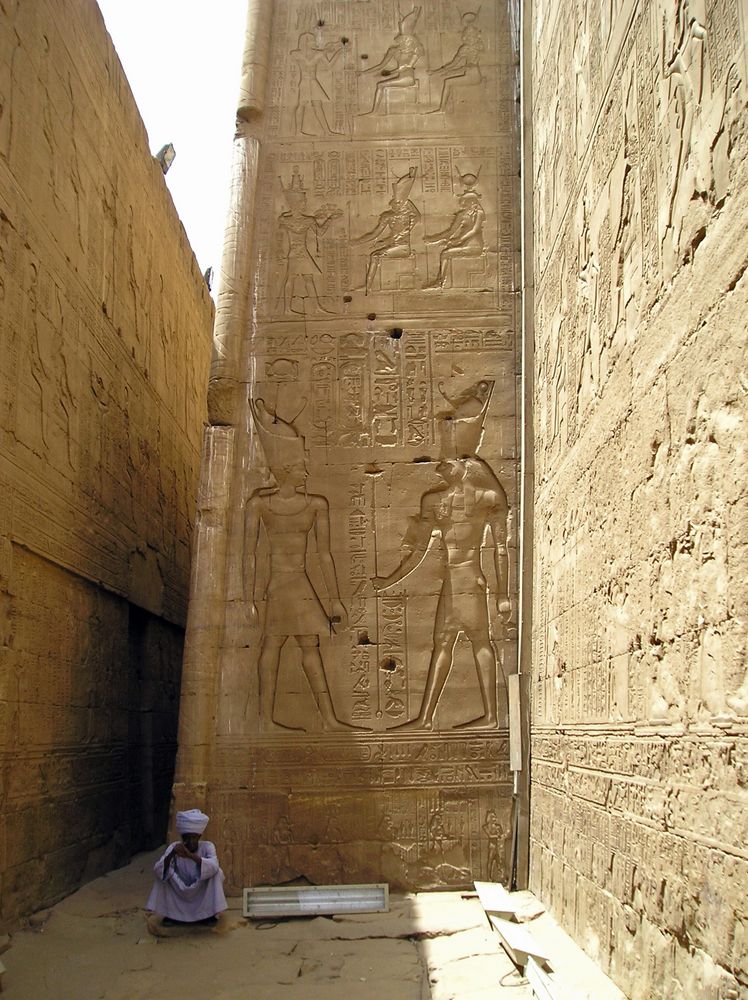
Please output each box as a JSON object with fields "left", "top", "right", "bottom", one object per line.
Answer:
{"left": 173, "top": 842, "right": 200, "bottom": 864}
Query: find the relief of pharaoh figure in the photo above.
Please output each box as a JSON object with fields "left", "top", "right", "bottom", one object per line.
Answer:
{"left": 359, "top": 5, "right": 424, "bottom": 115}
{"left": 244, "top": 399, "right": 355, "bottom": 733}
{"left": 291, "top": 32, "right": 345, "bottom": 135}
{"left": 427, "top": 10, "right": 485, "bottom": 113}
{"left": 354, "top": 166, "right": 420, "bottom": 293}
{"left": 275, "top": 167, "right": 342, "bottom": 315}
{"left": 372, "top": 380, "right": 510, "bottom": 731}
{"left": 424, "top": 169, "right": 487, "bottom": 289}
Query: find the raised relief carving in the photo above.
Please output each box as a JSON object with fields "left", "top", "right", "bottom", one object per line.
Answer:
{"left": 608, "top": 72, "right": 642, "bottom": 356}
{"left": 424, "top": 168, "right": 489, "bottom": 289}
{"left": 602, "top": 0, "right": 624, "bottom": 46}
{"left": 604, "top": 578, "right": 631, "bottom": 722}
{"left": 244, "top": 400, "right": 356, "bottom": 732}
{"left": 483, "top": 809, "right": 506, "bottom": 881}
{"left": 359, "top": 5, "right": 424, "bottom": 116}
{"left": 276, "top": 167, "right": 343, "bottom": 315}
{"left": 547, "top": 253, "right": 569, "bottom": 458}
{"left": 427, "top": 10, "right": 485, "bottom": 114}
{"left": 354, "top": 166, "right": 420, "bottom": 293}
{"left": 661, "top": 0, "right": 710, "bottom": 277}
{"left": 182, "top": 0, "right": 521, "bottom": 896}
{"left": 373, "top": 384, "right": 511, "bottom": 732}
{"left": 710, "top": 63, "right": 743, "bottom": 206}
{"left": 573, "top": 8, "right": 592, "bottom": 159}
{"left": 575, "top": 192, "right": 602, "bottom": 410}
{"left": 291, "top": 33, "right": 346, "bottom": 136}
{"left": 257, "top": 142, "right": 505, "bottom": 316}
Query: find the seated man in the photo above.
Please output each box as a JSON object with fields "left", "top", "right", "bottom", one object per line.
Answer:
{"left": 146, "top": 809, "right": 227, "bottom": 925}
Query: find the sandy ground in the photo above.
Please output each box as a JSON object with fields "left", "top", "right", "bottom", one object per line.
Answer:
{"left": 0, "top": 849, "right": 625, "bottom": 1000}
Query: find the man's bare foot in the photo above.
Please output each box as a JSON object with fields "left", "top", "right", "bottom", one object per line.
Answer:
{"left": 146, "top": 913, "right": 168, "bottom": 937}
{"left": 453, "top": 714, "right": 498, "bottom": 731}
{"left": 321, "top": 717, "right": 362, "bottom": 733}
{"left": 265, "top": 718, "right": 306, "bottom": 733}
{"left": 391, "top": 717, "right": 433, "bottom": 732}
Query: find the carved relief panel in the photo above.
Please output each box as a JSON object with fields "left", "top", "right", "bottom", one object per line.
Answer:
{"left": 184, "top": 0, "right": 523, "bottom": 893}
{"left": 530, "top": 0, "right": 748, "bottom": 994}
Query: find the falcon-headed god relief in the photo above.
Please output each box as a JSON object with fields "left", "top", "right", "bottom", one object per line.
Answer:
{"left": 372, "top": 380, "right": 511, "bottom": 732}
{"left": 244, "top": 399, "right": 356, "bottom": 733}
{"left": 358, "top": 5, "right": 424, "bottom": 116}
{"left": 354, "top": 166, "right": 420, "bottom": 293}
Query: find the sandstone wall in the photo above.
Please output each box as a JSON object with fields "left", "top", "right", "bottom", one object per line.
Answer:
{"left": 0, "top": 0, "right": 213, "bottom": 928}
{"left": 529, "top": 0, "right": 748, "bottom": 995}
{"left": 174, "top": 0, "right": 523, "bottom": 892}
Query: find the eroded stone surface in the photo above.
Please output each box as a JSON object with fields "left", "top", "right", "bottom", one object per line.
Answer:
{"left": 174, "top": 0, "right": 523, "bottom": 892}
{"left": 1, "top": 851, "right": 623, "bottom": 1000}
{"left": 530, "top": 0, "right": 748, "bottom": 996}
{"left": 0, "top": 0, "right": 213, "bottom": 929}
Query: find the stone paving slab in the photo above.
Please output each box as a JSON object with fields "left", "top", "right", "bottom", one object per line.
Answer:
{"left": 1, "top": 849, "right": 624, "bottom": 1000}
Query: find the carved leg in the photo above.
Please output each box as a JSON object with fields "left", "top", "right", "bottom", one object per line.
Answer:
{"left": 366, "top": 252, "right": 382, "bottom": 293}
{"left": 454, "top": 639, "right": 498, "bottom": 729}
{"left": 258, "top": 637, "right": 299, "bottom": 730}
{"left": 395, "top": 632, "right": 458, "bottom": 730}
{"left": 297, "top": 637, "right": 356, "bottom": 731}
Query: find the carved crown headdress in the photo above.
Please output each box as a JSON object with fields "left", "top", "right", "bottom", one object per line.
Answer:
{"left": 456, "top": 165, "right": 481, "bottom": 191}
{"left": 397, "top": 5, "right": 422, "bottom": 34}
{"left": 392, "top": 166, "right": 417, "bottom": 202}
{"left": 279, "top": 166, "right": 307, "bottom": 200}
{"left": 437, "top": 378, "right": 494, "bottom": 458}
{"left": 461, "top": 8, "right": 481, "bottom": 25}
{"left": 250, "top": 398, "right": 306, "bottom": 477}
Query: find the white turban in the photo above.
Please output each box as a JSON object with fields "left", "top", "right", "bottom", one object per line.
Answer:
{"left": 176, "top": 809, "right": 209, "bottom": 834}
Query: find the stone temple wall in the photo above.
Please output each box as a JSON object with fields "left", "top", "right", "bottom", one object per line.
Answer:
{"left": 529, "top": 0, "right": 748, "bottom": 995}
{"left": 174, "top": 0, "right": 523, "bottom": 891}
{"left": 0, "top": 0, "right": 214, "bottom": 928}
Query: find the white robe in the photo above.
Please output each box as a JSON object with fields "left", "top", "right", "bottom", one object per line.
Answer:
{"left": 146, "top": 841, "right": 228, "bottom": 921}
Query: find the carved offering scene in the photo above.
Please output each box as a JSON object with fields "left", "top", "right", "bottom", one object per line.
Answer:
{"left": 173, "top": 0, "right": 523, "bottom": 898}
{"left": 261, "top": 0, "right": 512, "bottom": 138}
{"left": 256, "top": 144, "right": 515, "bottom": 319}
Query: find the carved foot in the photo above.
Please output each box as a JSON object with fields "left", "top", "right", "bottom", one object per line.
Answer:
{"left": 391, "top": 717, "right": 432, "bottom": 732}
{"left": 453, "top": 714, "right": 498, "bottom": 731}
{"left": 321, "top": 717, "right": 361, "bottom": 733}
{"left": 727, "top": 689, "right": 748, "bottom": 716}
{"left": 267, "top": 719, "right": 306, "bottom": 733}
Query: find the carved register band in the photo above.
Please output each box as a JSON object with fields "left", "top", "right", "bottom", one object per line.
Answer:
{"left": 173, "top": 0, "right": 522, "bottom": 893}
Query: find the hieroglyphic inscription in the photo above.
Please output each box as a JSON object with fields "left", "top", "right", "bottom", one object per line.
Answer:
{"left": 178, "top": 0, "right": 522, "bottom": 898}
{"left": 531, "top": 0, "right": 748, "bottom": 993}
{"left": 255, "top": 142, "right": 513, "bottom": 317}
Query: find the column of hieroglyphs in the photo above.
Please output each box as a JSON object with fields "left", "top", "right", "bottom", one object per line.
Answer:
{"left": 0, "top": 0, "right": 214, "bottom": 928}
{"left": 530, "top": 0, "right": 748, "bottom": 995}
{"left": 173, "top": 0, "right": 523, "bottom": 890}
